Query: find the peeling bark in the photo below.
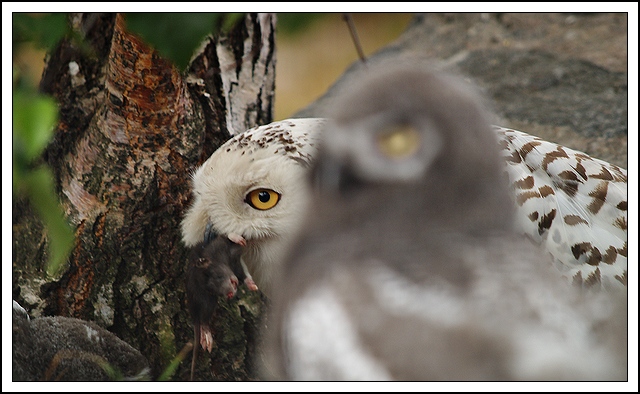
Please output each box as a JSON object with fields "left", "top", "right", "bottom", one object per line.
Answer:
{"left": 13, "top": 12, "right": 275, "bottom": 381}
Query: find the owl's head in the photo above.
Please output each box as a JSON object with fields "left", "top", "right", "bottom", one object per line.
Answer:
{"left": 181, "top": 119, "right": 323, "bottom": 249}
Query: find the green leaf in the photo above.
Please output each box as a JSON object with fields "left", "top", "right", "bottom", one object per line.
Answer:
{"left": 22, "top": 167, "right": 75, "bottom": 277}
{"left": 125, "top": 13, "right": 229, "bottom": 70}
{"left": 277, "top": 13, "right": 326, "bottom": 36}
{"left": 13, "top": 90, "right": 58, "bottom": 164}
{"left": 157, "top": 344, "right": 191, "bottom": 382}
{"left": 157, "top": 331, "right": 194, "bottom": 381}
{"left": 13, "top": 13, "right": 68, "bottom": 52}
{"left": 220, "top": 13, "right": 244, "bottom": 33}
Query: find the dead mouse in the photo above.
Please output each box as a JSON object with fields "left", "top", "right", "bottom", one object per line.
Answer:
{"left": 186, "top": 234, "right": 242, "bottom": 381}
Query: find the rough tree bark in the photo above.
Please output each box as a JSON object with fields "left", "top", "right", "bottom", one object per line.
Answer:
{"left": 12, "top": 12, "right": 275, "bottom": 381}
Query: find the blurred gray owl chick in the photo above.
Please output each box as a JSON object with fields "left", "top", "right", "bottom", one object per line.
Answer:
{"left": 261, "top": 65, "right": 627, "bottom": 381}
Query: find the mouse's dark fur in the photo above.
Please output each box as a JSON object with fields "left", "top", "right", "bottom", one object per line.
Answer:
{"left": 186, "top": 235, "right": 243, "bottom": 381}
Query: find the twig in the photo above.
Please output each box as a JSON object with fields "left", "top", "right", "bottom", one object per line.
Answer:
{"left": 343, "top": 13, "right": 367, "bottom": 63}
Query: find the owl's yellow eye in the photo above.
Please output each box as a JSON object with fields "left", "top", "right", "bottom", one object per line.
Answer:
{"left": 246, "top": 189, "right": 280, "bottom": 210}
{"left": 377, "top": 125, "right": 421, "bottom": 159}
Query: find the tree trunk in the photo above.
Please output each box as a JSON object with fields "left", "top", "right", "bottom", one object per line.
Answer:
{"left": 12, "top": 12, "right": 275, "bottom": 381}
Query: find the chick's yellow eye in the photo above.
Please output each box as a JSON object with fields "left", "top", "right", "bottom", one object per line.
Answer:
{"left": 246, "top": 189, "right": 280, "bottom": 210}
{"left": 377, "top": 125, "right": 421, "bottom": 159}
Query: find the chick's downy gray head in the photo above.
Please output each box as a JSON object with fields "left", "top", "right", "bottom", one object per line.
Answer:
{"left": 313, "top": 66, "right": 513, "bottom": 234}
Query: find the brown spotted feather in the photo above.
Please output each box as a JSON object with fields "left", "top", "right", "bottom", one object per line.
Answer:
{"left": 495, "top": 126, "right": 627, "bottom": 290}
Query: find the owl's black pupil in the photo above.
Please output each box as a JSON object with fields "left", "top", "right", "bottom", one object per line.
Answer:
{"left": 258, "top": 191, "right": 270, "bottom": 203}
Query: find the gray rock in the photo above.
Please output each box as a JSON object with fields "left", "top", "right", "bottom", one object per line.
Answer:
{"left": 12, "top": 301, "right": 149, "bottom": 381}
{"left": 295, "top": 13, "right": 627, "bottom": 167}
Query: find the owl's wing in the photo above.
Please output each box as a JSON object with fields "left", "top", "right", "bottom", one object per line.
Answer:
{"left": 495, "top": 126, "right": 627, "bottom": 290}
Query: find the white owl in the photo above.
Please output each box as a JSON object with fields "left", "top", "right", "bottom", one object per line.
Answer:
{"left": 181, "top": 118, "right": 325, "bottom": 296}
{"left": 181, "top": 120, "right": 627, "bottom": 295}
{"left": 261, "top": 65, "right": 627, "bottom": 381}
